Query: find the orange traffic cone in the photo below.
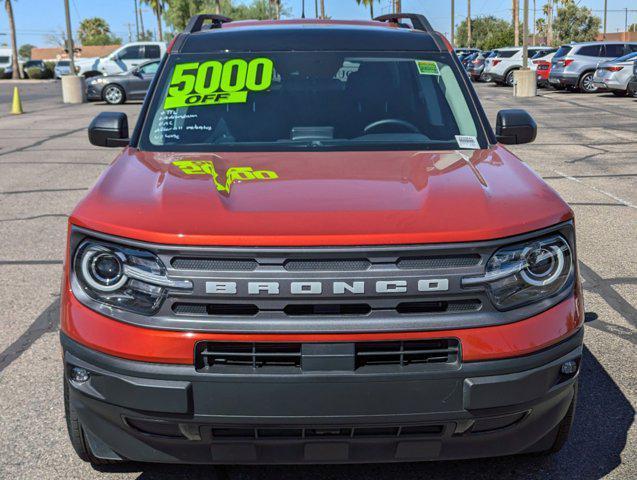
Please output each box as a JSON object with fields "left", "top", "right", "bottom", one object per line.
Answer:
{"left": 11, "top": 86, "right": 23, "bottom": 114}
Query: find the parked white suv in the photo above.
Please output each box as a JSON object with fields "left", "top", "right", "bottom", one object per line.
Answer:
{"left": 485, "top": 46, "right": 551, "bottom": 86}
{"left": 76, "top": 42, "right": 166, "bottom": 78}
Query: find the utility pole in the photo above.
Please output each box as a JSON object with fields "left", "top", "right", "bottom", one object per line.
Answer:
{"left": 134, "top": 0, "right": 140, "bottom": 41}
{"left": 315, "top": 0, "right": 318, "bottom": 18}
{"left": 139, "top": 7, "right": 145, "bottom": 38}
{"left": 532, "top": 0, "right": 536, "bottom": 46}
{"left": 395, "top": 0, "right": 401, "bottom": 13}
{"left": 603, "top": 0, "right": 607, "bottom": 39}
{"left": 126, "top": 23, "right": 132, "bottom": 42}
{"left": 547, "top": 1, "right": 553, "bottom": 47}
{"left": 522, "top": 0, "right": 528, "bottom": 68}
{"left": 320, "top": 0, "right": 325, "bottom": 19}
{"left": 467, "top": 0, "right": 471, "bottom": 48}
{"left": 513, "top": 0, "right": 519, "bottom": 46}
{"left": 450, "top": 0, "right": 454, "bottom": 45}
{"left": 625, "top": 8, "right": 628, "bottom": 36}
{"left": 63, "top": 0, "right": 76, "bottom": 75}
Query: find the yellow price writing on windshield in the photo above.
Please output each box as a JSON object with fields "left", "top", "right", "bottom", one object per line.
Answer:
{"left": 164, "top": 57, "right": 274, "bottom": 109}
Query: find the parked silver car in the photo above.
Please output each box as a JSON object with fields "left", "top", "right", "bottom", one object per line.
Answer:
{"left": 549, "top": 41, "right": 637, "bottom": 92}
{"left": 593, "top": 52, "right": 637, "bottom": 96}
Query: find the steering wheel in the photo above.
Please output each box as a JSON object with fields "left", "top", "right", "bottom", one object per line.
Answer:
{"left": 363, "top": 118, "right": 420, "bottom": 134}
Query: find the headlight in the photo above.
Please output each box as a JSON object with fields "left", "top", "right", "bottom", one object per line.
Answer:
{"left": 463, "top": 235, "right": 573, "bottom": 310}
{"left": 73, "top": 241, "right": 192, "bottom": 315}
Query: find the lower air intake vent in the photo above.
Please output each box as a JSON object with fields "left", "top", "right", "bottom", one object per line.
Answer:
{"left": 355, "top": 339, "right": 460, "bottom": 368}
{"left": 196, "top": 339, "right": 460, "bottom": 372}
{"left": 196, "top": 343, "right": 302, "bottom": 371}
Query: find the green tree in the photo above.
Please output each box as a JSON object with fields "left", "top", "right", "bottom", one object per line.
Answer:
{"left": 553, "top": 0, "right": 600, "bottom": 43}
{"left": 164, "top": 0, "right": 287, "bottom": 30}
{"left": 19, "top": 43, "right": 35, "bottom": 59}
{"left": 456, "top": 16, "right": 515, "bottom": 50}
{"left": 142, "top": 0, "right": 165, "bottom": 41}
{"left": 626, "top": 23, "right": 636, "bottom": 33}
{"left": 78, "top": 17, "right": 122, "bottom": 46}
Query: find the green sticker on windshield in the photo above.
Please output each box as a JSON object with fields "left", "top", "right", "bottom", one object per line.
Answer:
{"left": 164, "top": 57, "right": 274, "bottom": 109}
{"left": 415, "top": 60, "right": 440, "bottom": 76}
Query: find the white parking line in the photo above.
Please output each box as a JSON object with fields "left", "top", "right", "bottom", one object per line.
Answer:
{"left": 553, "top": 170, "right": 636, "bottom": 209}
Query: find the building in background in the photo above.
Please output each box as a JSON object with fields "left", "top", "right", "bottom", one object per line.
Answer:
{"left": 30, "top": 45, "right": 120, "bottom": 62}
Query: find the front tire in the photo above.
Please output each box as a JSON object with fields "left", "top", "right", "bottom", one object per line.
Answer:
{"left": 579, "top": 72, "right": 598, "bottom": 93}
{"left": 505, "top": 69, "right": 517, "bottom": 87}
{"left": 103, "top": 84, "right": 126, "bottom": 105}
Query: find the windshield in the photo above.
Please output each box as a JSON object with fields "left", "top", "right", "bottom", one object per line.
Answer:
{"left": 140, "top": 51, "right": 486, "bottom": 152}
{"left": 554, "top": 46, "right": 572, "bottom": 58}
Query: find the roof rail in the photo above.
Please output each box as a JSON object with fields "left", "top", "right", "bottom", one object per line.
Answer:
{"left": 184, "top": 14, "right": 232, "bottom": 33}
{"left": 374, "top": 13, "right": 445, "bottom": 51}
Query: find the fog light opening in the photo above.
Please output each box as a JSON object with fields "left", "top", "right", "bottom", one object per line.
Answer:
{"left": 70, "top": 366, "right": 90, "bottom": 383}
{"left": 560, "top": 360, "right": 578, "bottom": 376}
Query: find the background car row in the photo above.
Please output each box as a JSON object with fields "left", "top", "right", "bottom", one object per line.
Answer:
{"left": 457, "top": 41, "right": 637, "bottom": 97}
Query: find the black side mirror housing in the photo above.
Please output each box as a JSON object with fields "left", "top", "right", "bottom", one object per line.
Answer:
{"left": 88, "top": 112, "right": 129, "bottom": 147}
{"left": 496, "top": 109, "right": 537, "bottom": 145}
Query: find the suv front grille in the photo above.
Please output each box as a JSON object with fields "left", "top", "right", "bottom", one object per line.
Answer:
{"left": 195, "top": 339, "right": 460, "bottom": 373}
{"left": 173, "top": 299, "right": 481, "bottom": 317}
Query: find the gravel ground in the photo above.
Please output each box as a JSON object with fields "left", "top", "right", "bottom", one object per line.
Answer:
{"left": 0, "top": 81, "right": 634, "bottom": 480}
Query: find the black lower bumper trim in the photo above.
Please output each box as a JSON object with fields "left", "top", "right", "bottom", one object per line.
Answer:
{"left": 61, "top": 329, "right": 583, "bottom": 463}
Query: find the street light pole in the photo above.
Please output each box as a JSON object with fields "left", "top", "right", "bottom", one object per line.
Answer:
{"left": 467, "top": 0, "right": 471, "bottom": 48}
{"left": 134, "top": 0, "right": 140, "bottom": 41}
{"left": 603, "top": 0, "right": 607, "bottom": 39}
{"left": 63, "top": 0, "right": 76, "bottom": 75}
{"left": 450, "top": 0, "right": 454, "bottom": 45}
{"left": 522, "top": 0, "right": 529, "bottom": 68}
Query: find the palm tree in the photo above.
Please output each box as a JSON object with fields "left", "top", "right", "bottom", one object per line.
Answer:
{"left": 320, "top": 0, "right": 325, "bottom": 19}
{"left": 356, "top": 0, "right": 376, "bottom": 18}
{"left": 142, "top": 0, "right": 164, "bottom": 41}
{"left": 213, "top": 0, "right": 221, "bottom": 15}
{"left": 269, "top": 0, "right": 281, "bottom": 19}
{"left": 4, "top": 0, "right": 20, "bottom": 79}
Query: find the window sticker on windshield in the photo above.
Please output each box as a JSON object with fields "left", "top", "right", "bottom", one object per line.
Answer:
{"left": 415, "top": 60, "right": 440, "bottom": 75}
{"left": 172, "top": 160, "right": 278, "bottom": 194}
{"left": 455, "top": 135, "right": 480, "bottom": 150}
{"left": 164, "top": 58, "right": 274, "bottom": 110}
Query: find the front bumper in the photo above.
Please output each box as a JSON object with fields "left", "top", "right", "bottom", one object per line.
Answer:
{"left": 86, "top": 83, "right": 104, "bottom": 101}
{"left": 62, "top": 328, "right": 583, "bottom": 464}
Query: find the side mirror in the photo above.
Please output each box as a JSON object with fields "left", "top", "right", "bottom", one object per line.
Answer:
{"left": 496, "top": 109, "right": 537, "bottom": 145}
{"left": 88, "top": 112, "right": 129, "bottom": 147}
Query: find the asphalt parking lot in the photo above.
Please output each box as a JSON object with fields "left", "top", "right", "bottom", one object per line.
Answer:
{"left": 0, "top": 81, "right": 635, "bottom": 480}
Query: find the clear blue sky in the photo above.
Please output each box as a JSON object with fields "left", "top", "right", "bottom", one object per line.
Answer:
{"left": 0, "top": 0, "right": 634, "bottom": 48}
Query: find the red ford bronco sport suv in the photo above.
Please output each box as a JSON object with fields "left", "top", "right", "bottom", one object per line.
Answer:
{"left": 61, "top": 14, "right": 583, "bottom": 465}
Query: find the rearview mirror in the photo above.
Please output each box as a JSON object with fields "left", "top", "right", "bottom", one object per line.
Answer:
{"left": 88, "top": 112, "right": 129, "bottom": 147}
{"left": 496, "top": 109, "right": 537, "bottom": 145}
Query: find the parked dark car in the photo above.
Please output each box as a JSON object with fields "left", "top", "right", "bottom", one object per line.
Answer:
{"left": 22, "top": 60, "right": 49, "bottom": 78}
{"left": 467, "top": 50, "right": 493, "bottom": 81}
{"left": 461, "top": 51, "right": 479, "bottom": 71}
{"left": 86, "top": 60, "right": 160, "bottom": 104}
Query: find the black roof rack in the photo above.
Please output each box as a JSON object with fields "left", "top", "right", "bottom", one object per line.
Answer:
{"left": 374, "top": 13, "right": 445, "bottom": 51}
{"left": 185, "top": 14, "right": 232, "bottom": 33}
